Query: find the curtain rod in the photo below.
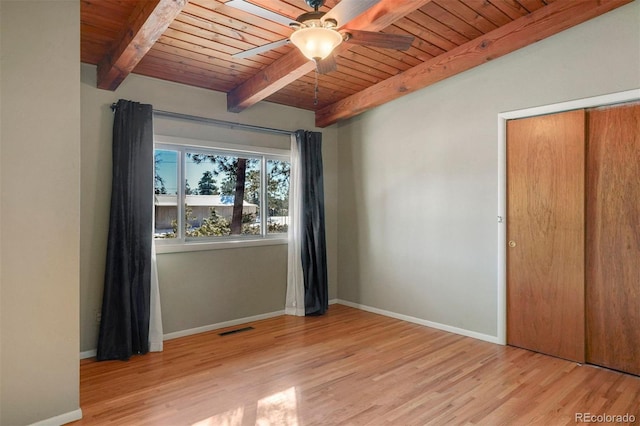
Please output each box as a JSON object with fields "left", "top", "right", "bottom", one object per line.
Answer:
{"left": 110, "top": 103, "right": 294, "bottom": 136}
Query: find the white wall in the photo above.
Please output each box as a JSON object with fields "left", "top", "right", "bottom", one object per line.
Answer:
{"left": 80, "top": 65, "right": 338, "bottom": 352}
{"left": 336, "top": 2, "right": 640, "bottom": 339}
{"left": 0, "top": 1, "right": 81, "bottom": 424}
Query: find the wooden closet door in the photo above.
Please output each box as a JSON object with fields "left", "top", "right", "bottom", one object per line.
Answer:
{"left": 507, "top": 110, "right": 585, "bottom": 363}
{"left": 586, "top": 103, "right": 640, "bottom": 376}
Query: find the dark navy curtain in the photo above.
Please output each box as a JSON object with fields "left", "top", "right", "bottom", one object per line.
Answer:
{"left": 97, "top": 99, "right": 154, "bottom": 361}
{"left": 296, "top": 130, "right": 328, "bottom": 315}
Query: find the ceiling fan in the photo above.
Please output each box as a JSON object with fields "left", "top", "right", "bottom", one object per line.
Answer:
{"left": 227, "top": 0, "right": 414, "bottom": 73}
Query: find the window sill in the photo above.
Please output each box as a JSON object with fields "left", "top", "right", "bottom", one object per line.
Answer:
{"left": 155, "top": 237, "right": 288, "bottom": 254}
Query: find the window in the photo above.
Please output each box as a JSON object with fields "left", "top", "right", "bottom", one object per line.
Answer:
{"left": 154, "top": 136, "right": 290, "bottom": 251}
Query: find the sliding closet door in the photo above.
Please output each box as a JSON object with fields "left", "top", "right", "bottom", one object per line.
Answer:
{"left": 586, "top": 103, "right": 640, "bottom": 376}
{"left": 506, "top": 110, "right": 586, "bottom": 363}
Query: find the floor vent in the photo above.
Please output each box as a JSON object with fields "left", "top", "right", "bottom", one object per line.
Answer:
{"left": 218, "top": 326, "right": 254, "bottom": 336}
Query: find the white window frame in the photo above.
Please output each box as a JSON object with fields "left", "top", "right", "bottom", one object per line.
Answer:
{"left": 154, "top": 135, "right": 290, "bottom": 253}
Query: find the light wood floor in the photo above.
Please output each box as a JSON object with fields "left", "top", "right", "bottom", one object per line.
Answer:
{"left": 73, "top": 305, "right": 640, "bottom": 425}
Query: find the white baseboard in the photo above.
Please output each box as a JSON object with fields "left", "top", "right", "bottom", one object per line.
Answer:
{"left": 81, "top": 344, "right": 162, "bottom": 360}
{"left": 81, "top": 300, "right": 497, "bottom": 359}
{"left": 335, "top": 299, "right": 500, "bottom": 344}
{"left": 80, "top": 349, "right": 96, "bottom": 360}
{"left": 28, "top": 408, "right": 82, "bottom": 426}
{"left": 81, "top": 310, "right": 286, "bottom": 358}
{"left": 163, "top": 310, "right": 285, "bottom": 341}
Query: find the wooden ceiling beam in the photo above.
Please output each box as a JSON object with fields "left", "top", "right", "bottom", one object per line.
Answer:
{"left": 97, "top": 0, "right": 189, "bottom": 91}
{"left": 226, "top": 0, "right": 434, "bottom": 113}
{"left": 315, "top": 0, "right": 632, "bottom": 127}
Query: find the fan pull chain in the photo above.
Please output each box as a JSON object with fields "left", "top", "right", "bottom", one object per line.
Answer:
{"left": 314, "top": 65, "right": 319, "bottom": 106}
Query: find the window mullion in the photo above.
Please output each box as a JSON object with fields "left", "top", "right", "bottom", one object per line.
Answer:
{"left": 260, "top": 156, "right": 267, "bottom": 237}
{"left": 177, "top": 148, "right": 186, "bottom": 242}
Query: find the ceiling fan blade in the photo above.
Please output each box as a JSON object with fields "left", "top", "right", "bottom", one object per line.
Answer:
{"left": 316, "top": 55, "right": 337, "bottom": 74}
{"left": 323, "top": 0, "right": 381, "bottom": 27}
{"left": 343, "top": 30, "right": 414, "bottom": 50}
{"left": 232, "top": 39, "right": 290, "bottom": 59}
{"left": 225, "top": 0, "right": 296, "bottom": 27}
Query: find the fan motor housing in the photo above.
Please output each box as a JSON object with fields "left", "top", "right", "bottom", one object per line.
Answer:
{"left": 305, "top": 0, "right": 325, "bottom": 10}
{"left": 296, "top": 11, "right": 325, "bottom": 24}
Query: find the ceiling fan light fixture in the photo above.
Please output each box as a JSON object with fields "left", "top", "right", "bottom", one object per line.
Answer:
{"left": 290, "top": 20, "right": 343, "bottom": 61}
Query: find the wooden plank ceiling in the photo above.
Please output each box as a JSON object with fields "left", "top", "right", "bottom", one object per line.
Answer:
{"left": 81, "top": 0, "right": 632, "bottom": 127}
